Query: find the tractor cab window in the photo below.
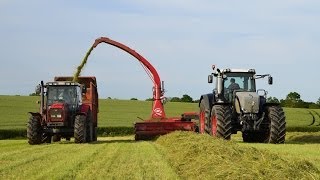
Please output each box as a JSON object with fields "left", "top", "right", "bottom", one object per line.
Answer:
{"left": 47, "top": 86, "right": 77, "bottom": 106}
{"left": 223, "top": 73, "right": 256, "bottom": 101}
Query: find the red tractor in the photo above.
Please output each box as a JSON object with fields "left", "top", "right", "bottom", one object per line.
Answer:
{"left": 27, "top": 77, "right": 98, "bottom": 144}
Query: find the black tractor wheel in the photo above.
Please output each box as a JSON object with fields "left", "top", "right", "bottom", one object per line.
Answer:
{"left": 27, "top": 115, "right": 42, "bottom": 145}
{"left": 74, "top": 114, "right": 87, "bottom": 143}
{"left": 86, "top": 111, "right": 93, "bottom": 143}
{"left": 199, "top": 99, "right": 211, "bottom": 134}
{"left": 263, "top": 106, "right": 286, "bottom": 144}
{"left": 210, "top": 105, "right": 232, "bottom": 140}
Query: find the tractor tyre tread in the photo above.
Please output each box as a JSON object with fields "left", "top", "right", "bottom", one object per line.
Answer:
{"left": 27, "top": 116, "right": 42, "bottom": 145}
{"left": 212, "top": 105, "right": 232, "bottom": 140}
{"left": 74, "top": 115, "right": 87, "bottom": 143}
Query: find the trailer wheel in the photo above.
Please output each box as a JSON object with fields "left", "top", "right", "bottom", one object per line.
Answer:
{"left": 27, "top": 115, "right": 42, "bottom": 145}
{"left": 210, "top": 105, "right": 232, "bottom": 140}
{"left": 199, "top": 99, "right": 210, "bottom": 134}
{"left": 264, "top": 106, "right": 286, "bottom": 144}
{"left": 74, "top": 114, "right": 87, "bottom": 143}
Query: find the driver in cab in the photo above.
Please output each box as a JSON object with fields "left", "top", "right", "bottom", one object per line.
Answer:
{"left": 228, "top": 78, "right": 240, "bottom": 92}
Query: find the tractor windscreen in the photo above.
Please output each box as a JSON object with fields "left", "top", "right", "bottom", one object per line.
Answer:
{"left": 223, "top": 72, "right": 256, "bottom": 96}
{"left": 221, "top": 73, "right": 256, "bottom": 102}
{"left": 47, "top": 86, "right": 77, "bottom": 107}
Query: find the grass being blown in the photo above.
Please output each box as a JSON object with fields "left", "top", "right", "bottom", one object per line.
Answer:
{"left": 155, "top": 131, "right": 319, "bottom": 179}
{"left": 73, "top": 46, "right": 94, "bottom": 82}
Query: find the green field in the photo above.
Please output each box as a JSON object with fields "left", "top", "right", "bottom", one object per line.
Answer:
{"left": 1, "top": 95, "right": 320, "bottom": 131}
{"left": 1, "top": 95, "right": 320, "bottom": 179}
{"left": 0, "top": 132, "right": 319, "bottom": 179}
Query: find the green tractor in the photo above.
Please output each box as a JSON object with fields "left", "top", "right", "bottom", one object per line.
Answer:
{"left": 199, "top": 66, "right": 286, "bottom": 143}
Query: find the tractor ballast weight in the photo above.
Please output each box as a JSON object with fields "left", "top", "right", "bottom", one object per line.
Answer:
{"left": 199, "top": 66, "right": 286, "bottom": 143}
{"left": 83, "top": 37, "right": 197, "bottom": 140}
{"left": 27, "top": 76, "right": 98, "bottom": 144}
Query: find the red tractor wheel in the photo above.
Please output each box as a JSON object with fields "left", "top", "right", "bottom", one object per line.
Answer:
{"left": 199, "top": 99, "right": 210, "bottom": 134}
{"left": 210, "top": 114, "right": 218, "bottom": 136}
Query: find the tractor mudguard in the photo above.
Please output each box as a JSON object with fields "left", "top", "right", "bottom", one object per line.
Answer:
{"left": 79, "top": 104, "right": 91, "bottom": 116}
{"left": 199, "top": 93, "right": 214, "bottom": 109}
{"left": 28, "top": 112, "right": 41, "bottom": 118}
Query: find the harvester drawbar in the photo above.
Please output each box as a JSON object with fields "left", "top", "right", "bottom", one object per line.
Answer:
{"left": 86, "top": 37, "right": 197, "bottom": 140}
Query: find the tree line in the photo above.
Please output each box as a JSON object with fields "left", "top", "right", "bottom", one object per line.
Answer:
{"left": 267, "top": 92, "right": 320, "bottom": 109}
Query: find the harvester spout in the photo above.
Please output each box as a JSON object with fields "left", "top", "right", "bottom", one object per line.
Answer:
{"left": 79, "top": 37, "right": 167, "bottom": 119}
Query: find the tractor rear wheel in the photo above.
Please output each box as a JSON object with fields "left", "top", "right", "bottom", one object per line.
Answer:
{"left": 199, "top": 99, "right": 210, "bottom": 134}
{"left": 74, "top": 115, "right": 87, "bottom": 143}
{"left": 27, "top": 115, "right": 42, "bottom": 145}
{"left": 86, "top": 110, "right": 94, "bottom": 142}
{"left": 264, "top": 106, "right": 286, "bottom": 143}
{"left": 210, "top": 105, "right": 232, "bottom": 140}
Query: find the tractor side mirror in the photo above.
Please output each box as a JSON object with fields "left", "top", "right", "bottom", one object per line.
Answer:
{"left": 35, "top": 84, "right": 41, "bottom": 94}
{"left": 268, "top": 76, "right": 273, "bottom": 85}
{"left": 82, "top": 85, "right": 87, "bottom": 94}
{"left": 208, "top": 74, "right": 213, "bottom": 83}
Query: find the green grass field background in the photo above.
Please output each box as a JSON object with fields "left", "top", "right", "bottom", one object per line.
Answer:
{"left": 1, "top": 95, "right": 319, "bottom": 131}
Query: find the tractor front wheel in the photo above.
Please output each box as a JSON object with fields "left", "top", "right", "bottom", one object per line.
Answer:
{"left": 27, "top": 115, "right": 42, "bottom": 145}
{"left": 74, "top": 115, "right": 87, "bottom": 143}
{"left": 210, "top": 105, "right": 232, "bottom": 140}
{"left": 265, "top": 106, "right": 286, "bottom": 143}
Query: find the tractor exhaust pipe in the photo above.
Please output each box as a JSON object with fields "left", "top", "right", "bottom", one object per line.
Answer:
{"left": 40, "top": 81, "right": 44, "bottom": 115}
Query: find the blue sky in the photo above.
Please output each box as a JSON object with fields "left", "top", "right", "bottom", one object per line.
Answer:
{"left": 0, "top": 0, "right": 319, "bottom": 102}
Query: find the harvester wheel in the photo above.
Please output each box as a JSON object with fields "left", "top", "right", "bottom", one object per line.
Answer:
{"left": 74, "top": 115, "right": 87, "bottom": 143}
{"left": 199, "top": 99, "right": 210, "bottom": 134}
{"left": 210, "top": 105, "right": 232, "bottom": 140}
{"left": 27, "top": 115, "right": 42, "bottom": 145}
{"left": 264, "top": 106, "right": 286, "bottom": 144}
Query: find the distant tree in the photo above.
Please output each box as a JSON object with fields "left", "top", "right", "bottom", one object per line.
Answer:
{"left": 194, "top": 99, "right": 200, "bottom": 103}
{"left": 130, "top": 98, "right": 138, "bottom": 100}
{"left": 317, "top": 97, "right": 320, "bottom": 105}
{"left": 29, "top": 93, "right": 40, "bottom": 96}
{"left": 180, "top": 94, "right": 193, "bottom": 103}
{"left": 107, "top": 97, "right": 112, "bottom": 100}
{"left": 284, "top": 92, "right": 304, "bottom": 108}
{"left": 145, "top": 98, "right": 153, "bottom": 101}
{"left": 286, "top": 92, "right": 301, "bottom": 102}
{"left": 170, "top": 97, "right": 181, "bottom": 102}
{"left": 267, "top": 96, "right": 280, "bottom": 103}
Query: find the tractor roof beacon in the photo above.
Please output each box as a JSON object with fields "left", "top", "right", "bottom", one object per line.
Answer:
{"left": 199, "top": 65, "right": 286, "bottom": 143}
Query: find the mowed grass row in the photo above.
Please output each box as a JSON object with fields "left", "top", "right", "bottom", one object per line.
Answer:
{"left": 0, "top": 95, "right": 319, "bottom": 130}
{"left": 0, "top": 132, "right": 319, "bottom": 179}
{"left": 0, "top": 136, "right": 178, "bottom": 179}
